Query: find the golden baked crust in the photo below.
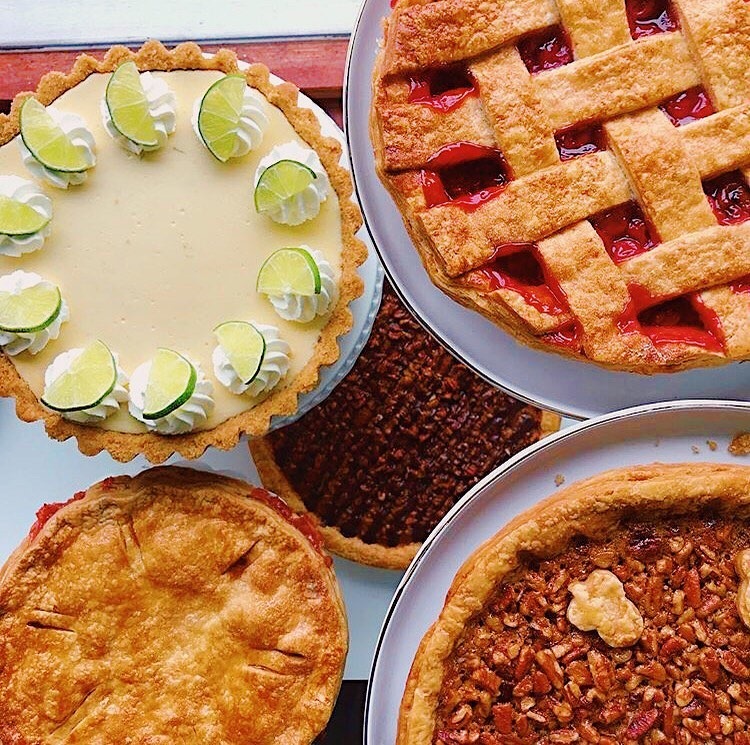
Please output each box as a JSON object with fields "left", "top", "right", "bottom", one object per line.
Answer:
{"left": 0, "top": 40, "right": 367, "bottom": 463}
{"left": 397, "top": 462, "right": 750, "bottom": 744}
{"left": 372, "top": 0, "right": 750, "bottom": 374}
{"left": 0, "top": 466, "right": 348, "bottom": 744}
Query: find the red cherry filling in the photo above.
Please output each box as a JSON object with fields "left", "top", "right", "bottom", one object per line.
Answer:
{"left": 659, "top": 87, "right": 715, "bottom": 127}
{"left": 555, "top": 124, "right": 606, "bottom": 161}
{"left": 469, "top": 243, "right": 570, "bottom": 316}
{"left": 421, "top": 142, "right": 512, "bottom": 210}
{"left": 28, "top": 490, "right": 87, "bottom": 543}
{"left": 704, "top": 172, "right": 750, "bottom": 226}
{"left": 626, "top": 0, "right": 679, "bottom": 39}
{"left": 732, "top": 275, "right": 750, "bottom": 294}
{"left": 620, "top": 292, "right": 724, "bottom": 352}
{"left": 517, "top": 25, "right": 574, "bottom": 75}
{"left": 589, "top": 202, "right": 659, "bottom": 264}
{"left": 541, "top": 322, "right": 584, "bottom": 353}
{"left": 408, "top": 66, "right": 478, "bottom": 113}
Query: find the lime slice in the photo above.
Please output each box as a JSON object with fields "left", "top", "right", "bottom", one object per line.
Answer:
{"left": 0, "top": 195, "right": 50, "bottom": 237}
{"left": 105, "top": 61, "right": 159, "bottom": 148}
{"left": 197, "top": 75, "right": 248, "bottom": 162}
{"left": 20, "top": 98, "right": 90, "bottom": 173}
{"left": 254, "top": 160, "right": 316, "bottom": 217}
{"left": 214, "top": 321, "right": 266, "bottom": 384}
{"left": 257, "top": 247, "right": 321, "bottom": 297}
{"left": 142, "top": 348, "right": 197, "bottom": 420}
{"left": 41, "top": 340, "right": 116, "bottom": 413}
{"left": 0, "top": 282, "right": 61, "bottom": 333}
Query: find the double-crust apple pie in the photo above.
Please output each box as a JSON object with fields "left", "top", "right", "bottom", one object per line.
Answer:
{"left": 0, "top": 467, "right": 348, "bottom": 744}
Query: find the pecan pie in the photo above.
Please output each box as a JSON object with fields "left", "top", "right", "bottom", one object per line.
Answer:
{"left": 0, "top": 467, "right": 348, "bottom": 744}
{"left": 399, "top": 463, "right": 750, "bottom": 744}
{"left": 372, "top": 0, "right": 750, "bottom": 373}
{"left": 251, "top": 281, "right": 558, "bottom": 569}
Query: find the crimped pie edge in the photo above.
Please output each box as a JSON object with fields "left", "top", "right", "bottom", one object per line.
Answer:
{"left": 0, "top": 40, "right": 368, "bottom": 463}
{"left": 396, "top": 462, "right": 750, "bottom": 745}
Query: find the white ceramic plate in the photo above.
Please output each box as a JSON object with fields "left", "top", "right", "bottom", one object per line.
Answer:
{"left": 344, "top": 0, "right": 750, "bottom": 420}
{"left": 365, "top": 400, "right": 750, "bottom": 743}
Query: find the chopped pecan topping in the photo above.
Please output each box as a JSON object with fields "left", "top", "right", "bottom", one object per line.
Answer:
{"left": 435, "top": 517, "right": 750, "bottom": 743}
{"left": 266, "top": 283, "right": 544, "bottom": 547}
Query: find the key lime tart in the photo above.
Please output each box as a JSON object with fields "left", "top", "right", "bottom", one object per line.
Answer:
{"left": 0, "top": 41, "right": 366, "bottom": 462}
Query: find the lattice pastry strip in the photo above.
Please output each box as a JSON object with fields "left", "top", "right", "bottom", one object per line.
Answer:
{"left": 676, "top": 0, "right": 750, "bottom": 109}
{"left": 699, "top": 286, "right": 750, "bottom": 356}
{"left": 555, "top": 0, "right": 630, "bottom": 58}
{"left": 604, "top": 109, "right": 716, "bottom": 241}
{"left": 383, "top": 0, "right": 559, "bottom": 75}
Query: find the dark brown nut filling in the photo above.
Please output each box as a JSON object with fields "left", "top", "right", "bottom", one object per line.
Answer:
{"left": 267, "top": 282, "right": 544, "bottom": 548}
{"left": 435, "top": 517, "right": 750, "bottom": 744}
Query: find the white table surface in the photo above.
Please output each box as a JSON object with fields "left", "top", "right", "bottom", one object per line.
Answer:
{"left": 0, "top": 0, "right": 360, "bottom": 48}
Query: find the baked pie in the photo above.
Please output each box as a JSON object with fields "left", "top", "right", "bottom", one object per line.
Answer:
{"left": 251, "top": 281, "right": 558, "bottom": 569}
{"left": 372, "top": 0, "right": 750, "bottom": 373}
{"left": 0, "top": 467, "right": 348, "bottom": 744}
{"left": 399, "top": 463, "right": 750, "bottom": 744}
{"left": 0, "top": 41, "right": 366, "bottom": 462}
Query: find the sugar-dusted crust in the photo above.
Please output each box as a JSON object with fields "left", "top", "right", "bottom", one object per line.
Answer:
{"left": 0, "top": 40, "right": 367, "bottom": 463}
{"left": 251, "top": 408, "right": 560, "bottom": 570}
{"left": 397, "top": 462, "right": 750, "bottom": 745}
{"left": 0, "top": 465, "right": 348, "bottom": 744}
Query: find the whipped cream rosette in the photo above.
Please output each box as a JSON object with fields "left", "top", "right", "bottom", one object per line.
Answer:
{"left": 254, "top": 141, "right": 330, "bottom": 225}
{"left": 0, "top": 270, "right": 69, "bottom": 355}
{"left": 213, "top": 322, "right": 291, "bottom": 398}
{"left": 258, "top": 246, "right": 339, "bottom": 324}
{"left": 101, "top": 67, "right": 177, "bottom": 154}
{"left": 0, "top": 176, "right": 53, "bottom": 257}
{"left": 129, "top": 350, "right": 214, "bottom": 435}
{"left": 42, "top": 342, "right": 128, "bottom": 424}
{"left": 19, "top": 103, "right": 96, "bottom": 188}
{"left": 192, "top": 76, "right": 269, "bottom": 161}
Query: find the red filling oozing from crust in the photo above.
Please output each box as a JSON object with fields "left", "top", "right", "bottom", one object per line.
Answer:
{"left": 659, "top": 87, "right": 715, "bottom": 127}
{"left": 470, "top": 243, "right": 571, "bottom": 316}
{"left": 555, "top": 124, "right": 606, "bottom": 161}
{"left": 619, "top": 291, "right": 725, "bottom": 352}
{"left": 589, "top": 202, "right": 659, "bottom": 264}
{"left": 408, "top": 66, "right": 478, "bottom": 113}
{"left": 704, "top": 171, "right": 750, "bottom": 226}
{"left": 541, "top": 321, "right": 584, "bottom": 353}
{"left": 421, "top": 142, "right": 512, "bottom": 210}
{"left": 28, "top": 490, "right": 87, "bottom": 543}
{"left": 250, "top": 487, "right": 329, "bottom": 563}
{"left": 517, "top": 25, "right": 574, "bottom": 75}
{"left": 626, "top": 0, "right": 679, "bottom": 39}
{"left": 732, "top": 274, "right": 750, "bottom": 294}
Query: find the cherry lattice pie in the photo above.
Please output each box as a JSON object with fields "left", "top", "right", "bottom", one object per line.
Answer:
{"left": 372, "top": 0, "right": 750, "bottom": 373}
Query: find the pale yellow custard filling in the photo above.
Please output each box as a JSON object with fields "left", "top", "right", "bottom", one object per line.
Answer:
{"left": 0, "top": 71, "right": 343, "bottom": 433}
